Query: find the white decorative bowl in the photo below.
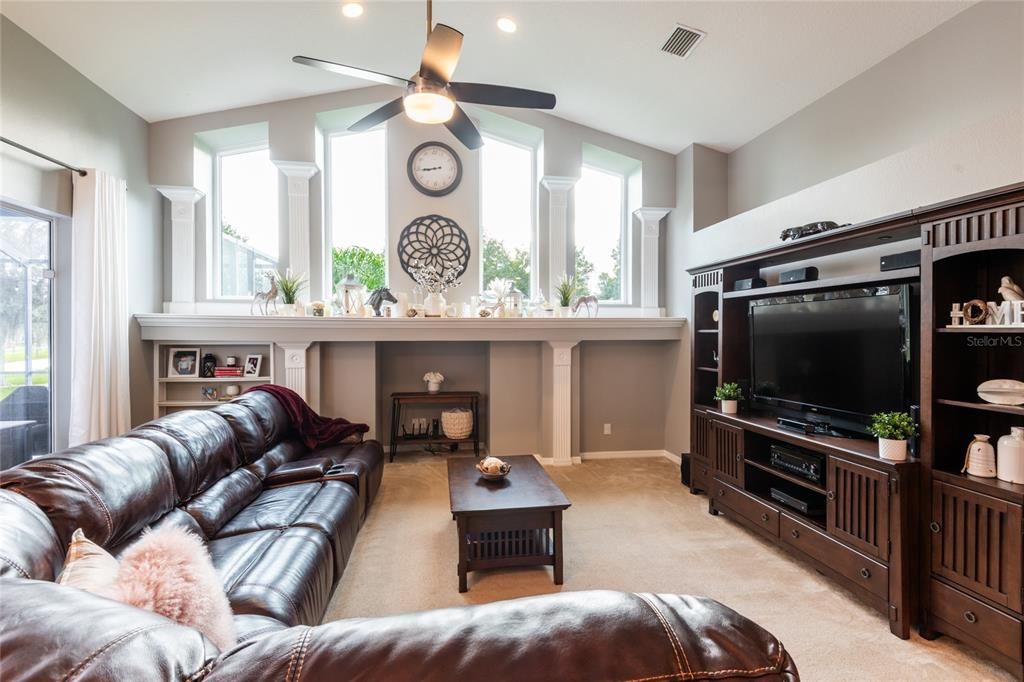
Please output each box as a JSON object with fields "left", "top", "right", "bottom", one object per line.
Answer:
{"left": 977, "top": 379, "right": 1024, "bottom": 406}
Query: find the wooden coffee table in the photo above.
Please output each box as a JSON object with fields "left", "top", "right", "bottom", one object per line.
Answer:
{"left": 447, "top": 455, "right": 571, "bottom": 592}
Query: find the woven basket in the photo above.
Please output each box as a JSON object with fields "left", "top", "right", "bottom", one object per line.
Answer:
{"left": 441, "top": 408, "right": 473, "bottom": 440}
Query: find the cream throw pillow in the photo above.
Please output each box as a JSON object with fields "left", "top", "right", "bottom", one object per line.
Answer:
{"left": 57, "top": 529, "right": 122, "bottom": 599}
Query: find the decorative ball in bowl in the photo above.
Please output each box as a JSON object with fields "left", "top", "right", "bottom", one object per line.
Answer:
{"left": 476, "top": 456, "right": 512, "bottom": 481}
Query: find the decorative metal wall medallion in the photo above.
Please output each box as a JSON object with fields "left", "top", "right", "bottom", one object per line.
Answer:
{"left": 397, "top": 214, "right": 471, "bottom": 280}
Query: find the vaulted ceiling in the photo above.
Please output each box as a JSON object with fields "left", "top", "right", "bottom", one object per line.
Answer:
{"left": 1, "top": 1, "right": 971, "bottom": 153}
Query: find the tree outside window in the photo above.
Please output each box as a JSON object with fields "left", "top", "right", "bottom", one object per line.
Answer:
{"left": 481, "top": 135, "right": 534, "bottom": 296}
{"left": 329, "top": 129, "right": 387, "bottom": 293}
{"left": 574, "top": 165, "right": 624, "bottom": 302}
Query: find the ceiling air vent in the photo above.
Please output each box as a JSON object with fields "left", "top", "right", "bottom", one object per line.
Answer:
{"left": 661, "top": 24, "right": 705, "bottom": 60}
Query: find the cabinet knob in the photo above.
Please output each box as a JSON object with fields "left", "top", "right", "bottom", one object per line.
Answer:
{"left": 760, "top": 513, "right": 770, "bottom": 522}
{"left": 735, "top": 453, "right": 741, "bottom": 461}
{"left": 790, "top": 529, "right": 800, "bottom": 539}
{"left": 963, "top": 611, "right": 977, "bottom": 624}
{"left": 826, "top": 490, "right": 835, "bottom": 501}
{"left": 718, "top": 489, "right": 725, "bottom": 497}
{"left": 859, "top": 567, "right": 871, "bottom": 579}
{"left": 929, "top": 521, "right": 941, "bottom": 533}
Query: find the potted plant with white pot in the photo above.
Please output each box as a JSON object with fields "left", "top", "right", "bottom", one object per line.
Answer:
{"left": 423, "top": 371, "right": 445, "bottom": 394}
{"left": 275, "top": 270, "right": 307, "bottom": 316}
{"left": 715, "top": 382, "right": 742, "bottom": 415}
{"left": 869, "top": 411, "right": 917, "bottom": 461}
{"left": 554, "top": 274, "right": 577, "bottom": 318}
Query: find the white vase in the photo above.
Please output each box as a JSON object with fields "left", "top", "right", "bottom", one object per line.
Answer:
{"left": 278, "top": 303, "right": 295, "bottom": 317}
{"left": 997, "top": 427, "right": 1024, "bottom": 483}
{"left": 964, "top": 434, "right": 996, "bottom": 478}
{"left": 424, "top": 292, "right": 446, "bottom": 317}
{"left": 556, "top": 305, "right": 572, "bottom": 318}
{"left": 395, "top": 292, "right": 409, "bottom": 317}
{"left": 720, "top": 399, "right": 738, "bottom": 414}
{"left": 427, "top": 381, "right": 441, "bottom": 394}
{"left": 878, "top": 438, "right": 908, "bottom": 462}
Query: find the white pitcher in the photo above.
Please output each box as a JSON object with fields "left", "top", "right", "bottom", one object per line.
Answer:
{"left": 997, "top": 427, "right": 1024, "bottom": 484}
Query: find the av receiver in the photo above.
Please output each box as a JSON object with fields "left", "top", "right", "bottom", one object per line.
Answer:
{"left": 768, "top": 444, "right": 825, "bottom": 485}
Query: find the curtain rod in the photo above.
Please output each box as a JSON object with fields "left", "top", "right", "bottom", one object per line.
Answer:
{"left": 1, "top": 136, "right": 87, "bottom": 177}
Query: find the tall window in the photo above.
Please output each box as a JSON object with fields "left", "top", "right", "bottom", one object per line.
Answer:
{"left": 574, "top": 165, "right": 624, "bottom": 301}
{"left": 328, "top": 130, "right": 387, "bottom": 291}
{"left": 481, "top": 134, "right": 534, "bottom": 296}
{"left": 217, "top": 147, "right": 279, "bottom": 297}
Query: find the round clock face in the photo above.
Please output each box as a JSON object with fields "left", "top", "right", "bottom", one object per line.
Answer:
{"left": 408, "top": 142, "right": 462, "bottom": 197}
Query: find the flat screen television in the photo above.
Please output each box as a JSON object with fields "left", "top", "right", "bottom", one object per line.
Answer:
{"left": 749, "top": 285, "right": 912, "bottom": 434}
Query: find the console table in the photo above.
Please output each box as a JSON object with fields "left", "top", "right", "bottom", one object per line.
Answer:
{"left": 389, "top": 391, "right": 481, "bottom": 462}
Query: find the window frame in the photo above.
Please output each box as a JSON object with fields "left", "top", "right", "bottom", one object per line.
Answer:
{"left": 212, "top": 142, "right": 277, "bottom": 301}
{"left": 323, "top": 126, "right": 390, "bottom": 297}
{"left": 576, "top": 162, "right": 630, "bottom": 305}
{"left": 478, "top": 130, "right": 539, "bottom": 298}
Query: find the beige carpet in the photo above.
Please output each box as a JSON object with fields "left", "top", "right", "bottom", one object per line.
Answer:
{"left": 324, "top": 455, "right": 1011, "bottom": 681}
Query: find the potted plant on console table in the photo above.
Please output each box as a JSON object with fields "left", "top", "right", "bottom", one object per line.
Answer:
{"left": 869, "top": 411, "right": 917, "bottom": 462}
{"left": 715, "top": 382, "right": 742, "bottom": 415}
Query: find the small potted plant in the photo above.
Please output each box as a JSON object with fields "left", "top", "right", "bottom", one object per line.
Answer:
{"left": 423, "top": 371, "right": 445, "bottom": 394}
{"left": 869, "top": 411, "right": 917, "bottom": 461}
{"left": 554, "top": 274, "right": 577, "bottom": 318}
{"left": 715, "top": 382, "right": 742, "bottom": 414}
{"left": 275, "top": 270, "right": 308, "bottom": 316}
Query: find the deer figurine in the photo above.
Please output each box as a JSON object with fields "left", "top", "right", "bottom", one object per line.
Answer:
{"left": 251, "top": 272, "right": 279, "bottom": 316}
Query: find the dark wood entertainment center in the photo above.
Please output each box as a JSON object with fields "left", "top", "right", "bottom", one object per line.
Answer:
{"left": 686, "top": 181, "right": 1024, "bottom": 672}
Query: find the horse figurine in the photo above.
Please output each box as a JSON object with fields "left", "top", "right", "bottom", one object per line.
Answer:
{"left": 366, "top": 287, "right": 398, "bottom": 316}
{"left": 572, "top": 295, "right": 599, "bottom": 317}
{"left": 251, "top": 272, "right": 279, "bottom": 316}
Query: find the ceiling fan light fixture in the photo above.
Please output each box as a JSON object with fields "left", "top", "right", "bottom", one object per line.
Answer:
{"left": 341, "top": 2, "right": 364, "bottom": 18}
{"left": 403, "top": 91, "right": 455, "bottom": 124}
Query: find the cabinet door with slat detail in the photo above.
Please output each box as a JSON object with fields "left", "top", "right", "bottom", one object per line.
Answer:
{"left": 827, "top": 457, "right": 890, "bottom": 559}
{"left": 931, "top": 480, "right": 1022, "bottom": 612}
{"left": 711, "top": 420, "right": 743, "bottom": 487}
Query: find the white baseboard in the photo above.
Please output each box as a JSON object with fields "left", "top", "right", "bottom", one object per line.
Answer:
{"left": 581, "top": 449, "right": 680, "bottom": 464}
{"left": 532, "top": 455, "right": 582, "bottom": 466}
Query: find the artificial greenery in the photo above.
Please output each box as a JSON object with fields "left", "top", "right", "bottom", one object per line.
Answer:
{"left": 555, "top": 274, "right": 578, "bottom": 307}
{"left": 714, "top": 382, "right": 743, "bottom": 401}
{"left": 868, "top": 411, "right": 918, "bottom": 440}
{"left": 275, "top": 270, "right": 308, "bottom": 305}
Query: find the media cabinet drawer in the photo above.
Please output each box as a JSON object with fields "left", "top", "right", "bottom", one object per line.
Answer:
{"left": 714, "top": 480, "right": 779, "bottom": 537}
{"left": 930, "top": 579, "right": 1022, "bottom": 663}
{"left": 781, "top": 514, "right": 888, "bottom": 601}
{"left": 690, "top": 454, "right": 710, "bottom": 492}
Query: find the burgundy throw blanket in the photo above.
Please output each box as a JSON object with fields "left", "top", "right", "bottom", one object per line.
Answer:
{"left": 247, "top": 384, "right": 369, "bottom": 450}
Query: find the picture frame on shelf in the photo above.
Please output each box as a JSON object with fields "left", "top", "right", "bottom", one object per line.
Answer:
{"left": 167, "top": 348, "right": 200, "bottom": 378}
{"left": 244, "top": 354, "right": 263, "bottom": 377}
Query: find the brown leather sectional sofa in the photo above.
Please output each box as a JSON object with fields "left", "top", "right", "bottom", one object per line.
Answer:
{"left": 0, "top": 391, "right": 798, "bottom": 680}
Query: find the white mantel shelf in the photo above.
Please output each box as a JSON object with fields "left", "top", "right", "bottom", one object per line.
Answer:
{"left": 136, "top": 314, "right": 686, "bottom": 343}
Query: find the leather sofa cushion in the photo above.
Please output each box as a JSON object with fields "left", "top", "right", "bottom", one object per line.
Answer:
{"left": 0, "top": 490, "right": 63, "bottom": 581}
{"left": 234, "top": 614, "right": 288, "bottom": 643}
{"left": 217, "top": 481, "right": 360, "bottom": 577}
{"left": 211, "top": 402, "right": 266, "bottom": 464}
{"left": 231, "top": 392, "right": 293, "bottom": 449}
{"left": 1, "top": 580, "right": 217, "bottom": 681}
{"left": 185, "top": 468, "right": 263, "bottom": 538}
{"left": 109, "top": 508, "right": 207, "bottom": 558}
{"left": 130, "top": 410, "right": 241, "bottom": 501}
{"left": 0, "top": 437, "right": 176, "bottom": 549}
{"left": 246, "top": 438, "right": 309, "bottom": 481}
{"left": 264, "top": 458, "right": 332, "bottom": 486}
{"left": 210, "top": 527, "right": 335, "bottom": 626}
{"left": 316, "top": 439, "right": 385, "bottom": 517}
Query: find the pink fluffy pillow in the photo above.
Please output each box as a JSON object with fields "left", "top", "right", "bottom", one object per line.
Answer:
{"left": 59, "top": 526, "right": 236, "bottom": 650}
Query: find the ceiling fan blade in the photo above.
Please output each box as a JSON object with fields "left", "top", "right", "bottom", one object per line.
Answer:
{"left": 419, "top": 23, "right": 463, "bottom": 83}
{"left": 293, "top": 56, "right": 411, "bottom": 88}
{"left": 444, "top": 105, "right": 483, "bottom": 150}
{"left": 449, "top": 82, "right": 556, "bottom": 110}
{"left": 349, "top": 98, "right": 405, "bottom": 132}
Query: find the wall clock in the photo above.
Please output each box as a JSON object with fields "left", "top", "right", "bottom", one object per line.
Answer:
{"left": 407, "top": 141, "right": 462, "bottom": 197}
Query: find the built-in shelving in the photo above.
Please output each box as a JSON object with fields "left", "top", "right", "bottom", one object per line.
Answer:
{"left": 696, "top": 366, "right": 719, "bottom": 373}
{"left": 935, "top": 398, "right": 1024, "bottom": 416}
{"left": 152, "top": 341, "right": 274, "bottom": 417}
{"left": 722, "top": 267, "right": 920, "bottom": 300}
{"left": 745, "top": 458, "right": 827, "bottom": 495}
{"left": 697, "top": 328, "right": 719, "bottom": 334}
{"left": 158, "top": 376, "right": 271, "bottom": 384}
{"left": 936, "top": 326, "right": 1024, "bottom": 333}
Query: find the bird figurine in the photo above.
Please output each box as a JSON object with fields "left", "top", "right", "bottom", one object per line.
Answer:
{"left": 998, "top": 275, "right": 1024, "bottom": 302}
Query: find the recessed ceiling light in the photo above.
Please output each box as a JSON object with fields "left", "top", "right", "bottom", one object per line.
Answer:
{"left": 497, "top": 17, "right": 517, "bottom": 33}
{"left": 342, "top": 2, "right": 364, "bottom": 18}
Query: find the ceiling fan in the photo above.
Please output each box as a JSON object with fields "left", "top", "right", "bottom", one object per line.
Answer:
{"left": 292, "top": 0, "right": 556, "bottom": 150}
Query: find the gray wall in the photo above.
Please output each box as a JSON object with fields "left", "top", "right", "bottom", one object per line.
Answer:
{"left": 0, "top": 16, "right": 161, "bottom": 437}
{"left": 727, "top": 1, "right": 1024, "bottom": 217}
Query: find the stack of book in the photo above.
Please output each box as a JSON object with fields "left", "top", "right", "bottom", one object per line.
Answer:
{"left": 213, "top": 367, "right": 243, "bottom": 378}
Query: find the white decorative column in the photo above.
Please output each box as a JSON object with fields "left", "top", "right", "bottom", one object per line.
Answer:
{"left": 541, "top": 176, "right": 578, "bottom": 297}
{"left": 634, "top": 208, "right": 671, "bottom": 317}
{"left": 155, "top": 186, "right": 204, "bottom": 314}
{"left": 278, "top": 342, "right": 311, "bottom": 401}
{"left": 273, "top": 161, "right": 320, "bottom": 283}
{"left": 548, "top": 341, "right": 578, "bottom": 466}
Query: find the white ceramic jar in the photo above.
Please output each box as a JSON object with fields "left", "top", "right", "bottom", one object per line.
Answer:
{"left": 964, "top": 434, "right": 997, "bottom": 478}
{"left": 997, "top": 427, "right": 1024, "bottom": 484}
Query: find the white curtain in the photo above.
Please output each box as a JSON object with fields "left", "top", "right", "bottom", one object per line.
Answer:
{"left": 68, "top": 169, "right": 130, "bottom": 446}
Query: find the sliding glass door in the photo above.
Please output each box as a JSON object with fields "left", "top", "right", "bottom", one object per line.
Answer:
{"left": 0, "top": 204, "right": 52, "bottom": 466}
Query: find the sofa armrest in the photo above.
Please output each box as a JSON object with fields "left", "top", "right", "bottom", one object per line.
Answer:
{"left": 208, "top": 591, "right": 798, "bottom": 681}
{"left": 264, "top": 458, "right": 332, "bottom": 486}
